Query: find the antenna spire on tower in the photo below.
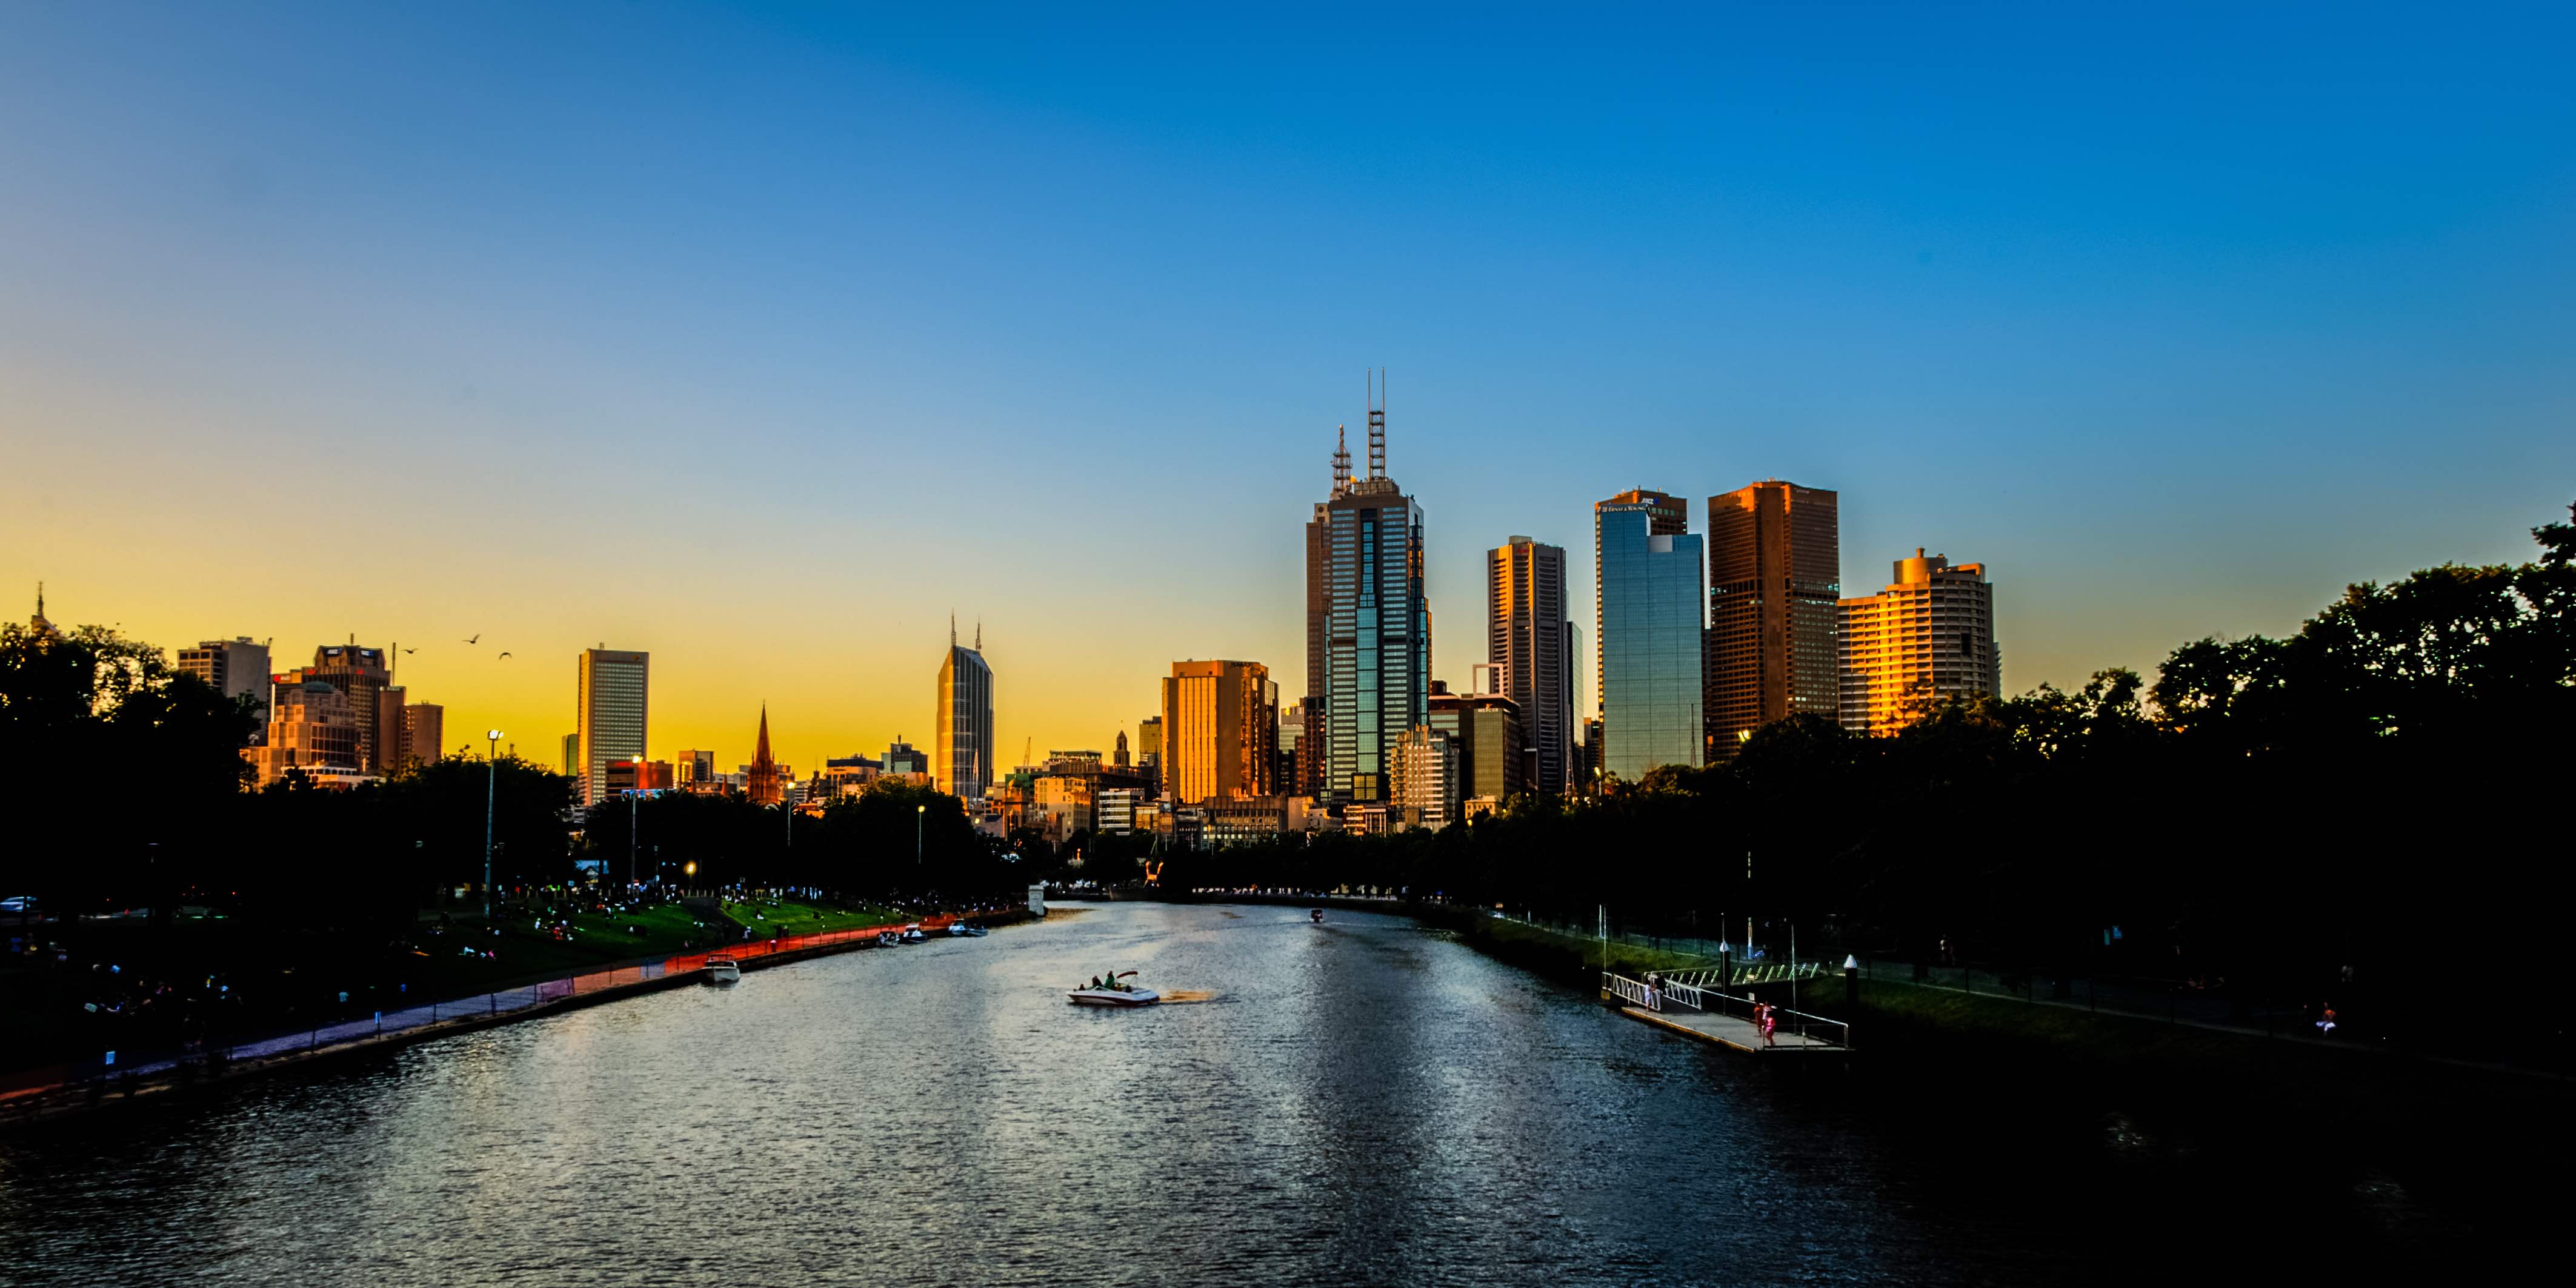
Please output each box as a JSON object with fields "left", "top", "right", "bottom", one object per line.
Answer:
{"left": 1366, "top": 368, "right": 1386, "bottom": 480}
{"left": 1331, "top": 424, "right": 1352, "bottom": 496}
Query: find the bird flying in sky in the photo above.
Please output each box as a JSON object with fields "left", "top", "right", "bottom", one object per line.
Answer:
{"left": 497, "top": 651, "right": 511, "bottom": 659}
{"left": 463, "top": 634, "right": 480, "bottom": 644}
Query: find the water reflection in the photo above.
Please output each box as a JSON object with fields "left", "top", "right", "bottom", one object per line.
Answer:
{"left": 0, "top": 903, "right": 2443, "bottom": 1284}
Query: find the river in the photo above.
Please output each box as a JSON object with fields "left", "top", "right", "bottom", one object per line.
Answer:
{"left": 0, "top": 903, "right": 2476, "bottom": 1284}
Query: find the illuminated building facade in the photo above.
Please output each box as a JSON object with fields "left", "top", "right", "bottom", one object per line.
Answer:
{"left": 1838, "top": 549, "right": 2000, "bottom": 734}
{"left": 1706, "top": 480, "right": 1840, "bottom": 759}
{"left": 1160, "top": 660, "right": 1279, "bottom": 805}
{"left": 1487, "top": 536, "right": 1573, "bottom": 797}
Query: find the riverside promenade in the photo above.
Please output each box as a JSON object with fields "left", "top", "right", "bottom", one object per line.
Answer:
{"left": 0, "top": 908, "right": 1030, "bottom": 1129}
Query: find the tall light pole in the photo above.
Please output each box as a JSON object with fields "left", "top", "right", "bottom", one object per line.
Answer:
{"left": 483, "top": 731, "right": 502, "bottom": 920}
{"left": 916, "top": 803, "right": 926, "bottom": 865}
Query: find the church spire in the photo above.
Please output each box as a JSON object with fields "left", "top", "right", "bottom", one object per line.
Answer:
{"left": 749, "top": 703, "right": 780, "bottom": 806}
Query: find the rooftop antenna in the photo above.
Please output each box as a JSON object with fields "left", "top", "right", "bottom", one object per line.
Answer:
{"left": 1366, "top": 368, "right": 1386, "bottom": 480}
{"left": 975, "top": 618, "right": 982, "bottom": 651}
{"left": 1331, "top": 425, "right": 1352, "bottom": 496}
{"left": 950, "top": 611, "right": 956, "bottom": 649}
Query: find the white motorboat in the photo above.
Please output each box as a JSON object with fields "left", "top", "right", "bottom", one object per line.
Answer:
{"left": 876, "top": 931, "right": 902, "bottom": 948}
{"left": 702, "top": 954, "right": 741, "bottom": 984}
{"left": 901, "top": 925, "right": 927, "bottom": 943}
{"left": 947, "top": 921, "right": 967, "bottom": 937}
{"left": 1068, "top": 971, "right": 1157, "bottom": 1006}
{"left": 959, "top": 924, "right": 989, "bottom": 938}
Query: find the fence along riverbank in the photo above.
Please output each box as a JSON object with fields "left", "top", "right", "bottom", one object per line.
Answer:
{"left": 0, "top": 909, "right": 1027, "bottom": 1127}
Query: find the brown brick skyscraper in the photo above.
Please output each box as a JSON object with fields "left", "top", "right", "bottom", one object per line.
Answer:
{"left": 1705, "top": 481, "right": 1840, "bottom": 760}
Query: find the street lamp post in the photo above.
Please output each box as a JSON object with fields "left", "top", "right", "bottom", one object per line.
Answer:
{"left": 916, "top": 803, "right": 926, "bottom": 865}
{"left": 483, "top": 731, "right": 502, "bottom": 920}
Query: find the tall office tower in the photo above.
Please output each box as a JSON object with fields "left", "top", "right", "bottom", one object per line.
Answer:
{"left": 576, "top": 648, "right": 650, "bottom": 806}
{"left": 884, "top": 738, "right": 929, "bottom": 777}
{"left": 404, "top": 702, "right": 444, "bottom": 766}
{"left": 1391, "top": 725, "right": 1457, "bottom": 831}
{"left": 1579, "top": 717, "right": 1604, "bottom": 794}
{"left": 1160, "top": 660, "right": 1278, "bottom": 805}
{"left": 246, "top": 680, "right": 362, "bottom": 787}
{"left": 1276, "top": 701, "right": 1304, "bottom": 796}
{"left": 1706, "top": 480, "right": 1840, "bottom": 759}
{"left": 290, "top": 643, "right": 396, "bottom": 772}
{"left": 1428, "top": 686, "right": 1525, "bottom": 805}
{"left": 748, "top": 705, "right": 781, "bottom": 805}
{"left": 1136, "top": 715, "right": 1163, "bottom": 795}
{"left": 176, "top": 637, "right": 270, "bottom": 717}
{"left": 378, "top": 685, "right": 410, "bottom": 770}
{"left": 936, "top": 622, "right": 994, "bottom": 803}
{"left": 1305, "top": 375, "right": 1429, "bottom": 806}
{"left": 672, "top": 748, "right": 717, "bottom": 787}
{"left": 1594, "top": 495, "right": 1706, "bottom": 782}
{"left": 562, "top": 734, "right": 581, "bottom": 778}
{"left": 1839, "top": 549, "right": 2000, "bottom": 735}
{"left": 1488, "top": 536, "right": 1573, "bottom": 797}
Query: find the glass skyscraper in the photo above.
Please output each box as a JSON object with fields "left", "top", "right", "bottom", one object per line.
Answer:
{"left": 1305, "top": 394, "right": 1429, "bottom": 807}
{"left": 1595, "top": 498, "right": 1705, "bottom": 782}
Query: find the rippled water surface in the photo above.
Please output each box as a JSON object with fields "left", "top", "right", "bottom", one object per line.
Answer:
{"left": 0, "top": 904, "right": 2446, "bottom": 1284}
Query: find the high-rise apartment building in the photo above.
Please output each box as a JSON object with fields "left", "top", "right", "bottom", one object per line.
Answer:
{"left": 936, "top": 625, "right": 994, "bottom": 803}
{"left": 175, "top": 637, "right": 270, "bottom": 723}
{"left": 1839, "top": 549, "right": 2000, "bottom": 735}
{"left": 748, "top": 706, "right": 781, "bottom": 805}
{"left": 1595, "top": 496, "right": 1705, "bottom": 782}
{"left": 404, "top": 702, "right": 444, "bottom": 766}
{"left": 1391, "top": 724, "right": 1457, "bottom": 831}
{"left": 1160, "top": 660, "right": 1278, "bottom": 805}
{"left": 1488, "top": 536, "right": 1573, "bottom": 797}
{"left": 1304, "top": 382, "right": 1429, "bottom": 807}
{"left": 576, "top": 648, "right": 650, "bottom": 806}
{"left": 1706, "top": 480, "right": 1840, "bottom": 759}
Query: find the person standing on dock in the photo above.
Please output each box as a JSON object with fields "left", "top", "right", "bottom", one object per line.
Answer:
{"left": 1758, "top": 1002, "right": 1777, "bottom": 1047}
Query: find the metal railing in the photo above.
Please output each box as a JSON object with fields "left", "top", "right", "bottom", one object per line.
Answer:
{"left": 1603, "top": 971, "right": 1852, "bottom": 1050}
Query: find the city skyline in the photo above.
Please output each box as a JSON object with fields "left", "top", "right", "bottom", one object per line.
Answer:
{"left": 5, "top": 6, "right": 2572, "bottom": 767}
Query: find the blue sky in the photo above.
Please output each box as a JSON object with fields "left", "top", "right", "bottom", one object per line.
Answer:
{"left": 4, "top": 2, "right": 2571, "bottom": 759}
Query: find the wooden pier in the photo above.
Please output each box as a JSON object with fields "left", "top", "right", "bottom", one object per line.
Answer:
{"left": 1601, "top": 971, "right": 1851, "bottom": 1056}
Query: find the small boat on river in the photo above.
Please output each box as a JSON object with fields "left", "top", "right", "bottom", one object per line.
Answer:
{"left": 901, "top": 925, "right": 927, "bottom": 943}
{"left": 876, "top": 931, "right": 903, "bottom": 948}
{"left": 959, "top": 924, "right": 989, "bottom": 937}
{"left": 702, "top": 954, "right": 741, "bottom": 984}
{"left": 947, "top": 921, "right": 967, "bottom": 937}
{"left": 1068, "top": 971, "right": 1157, "bottom": 1006}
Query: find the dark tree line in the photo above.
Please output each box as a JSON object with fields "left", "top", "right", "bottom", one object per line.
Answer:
{"left": 0, "top": 621, "right": 1022, "bottom": 934}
